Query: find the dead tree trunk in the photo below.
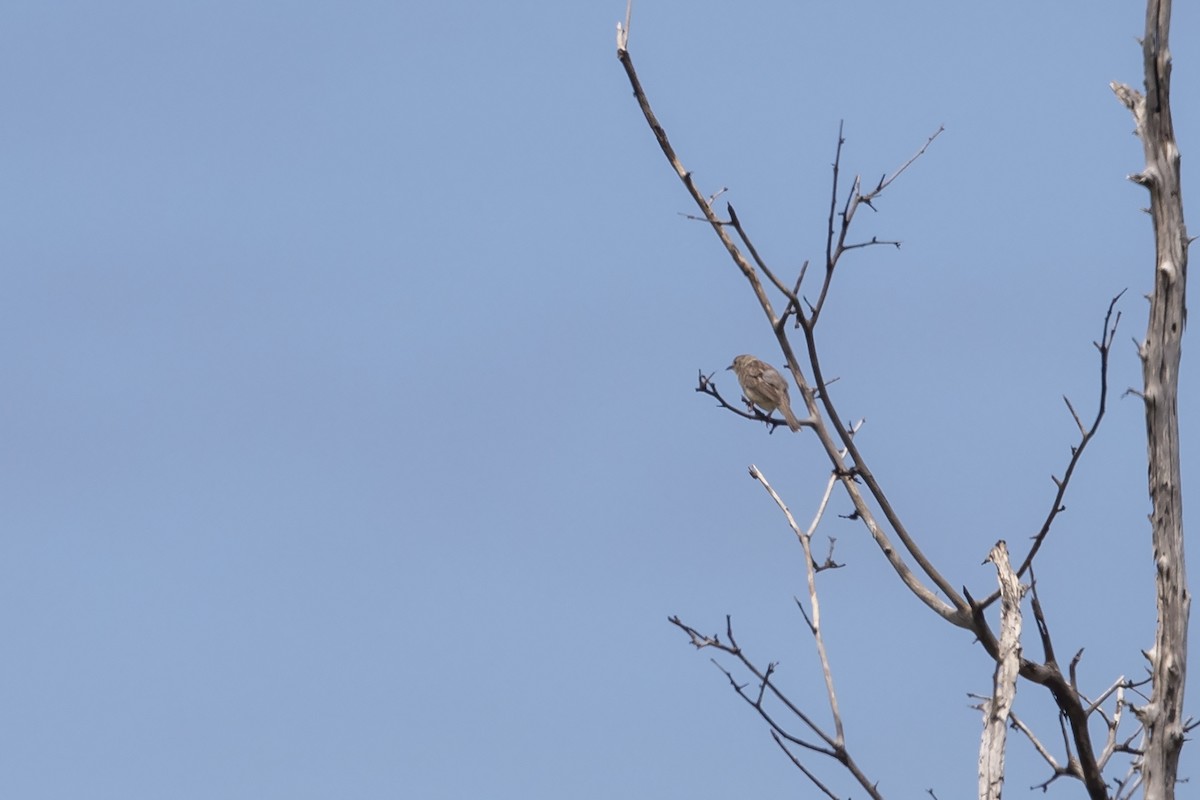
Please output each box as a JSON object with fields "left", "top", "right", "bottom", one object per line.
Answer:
{"left": 1113, "top": 2, "right": 1190, "bottom": 798}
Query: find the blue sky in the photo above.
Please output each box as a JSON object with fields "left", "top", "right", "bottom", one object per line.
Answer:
{"left": 3, "top": 1, "right": 1198, "bottom": 797}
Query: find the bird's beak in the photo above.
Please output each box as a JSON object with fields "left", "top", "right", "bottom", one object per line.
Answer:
{"left": 725, "top": 365, "right": 733, "bottom": 371}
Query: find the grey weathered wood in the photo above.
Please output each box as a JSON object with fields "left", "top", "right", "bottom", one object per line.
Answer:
{"left": 1112, "top": 1, "right": 1190, "bottom": 797}
{"left": 979, "top": 542, "right": 1024, "bottom": 800}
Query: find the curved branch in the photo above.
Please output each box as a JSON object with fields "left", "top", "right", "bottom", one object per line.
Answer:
{"left": 971, "top": 293, "right": 1124, "bottom": 613}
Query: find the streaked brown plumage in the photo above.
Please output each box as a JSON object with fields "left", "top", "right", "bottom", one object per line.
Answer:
{"left": 727, "top": 354, "right": 802, "bottom": 432}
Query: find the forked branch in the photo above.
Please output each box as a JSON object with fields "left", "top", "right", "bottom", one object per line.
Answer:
{"left": 667, "top": 461, "right": 883, "bottom": 797}
{"left": 617, "top": 3, "right": 959, "bottom": 627}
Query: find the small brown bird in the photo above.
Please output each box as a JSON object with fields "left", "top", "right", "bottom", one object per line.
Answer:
{"left": 727, "top": 354, "right": 802, "bottom": 431}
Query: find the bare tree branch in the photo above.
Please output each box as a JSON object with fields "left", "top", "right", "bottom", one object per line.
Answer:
{"left": 750, "top": 464, "right": 845, "bottom": 744}
{"left": 618, "top": 14, "right": 961, "bottom": 625}
{"left": 976, "top": 293, "right": 1124, "bottom": 605}
{"left": 771, "top": 731, "right": 842, "bottom": 800}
